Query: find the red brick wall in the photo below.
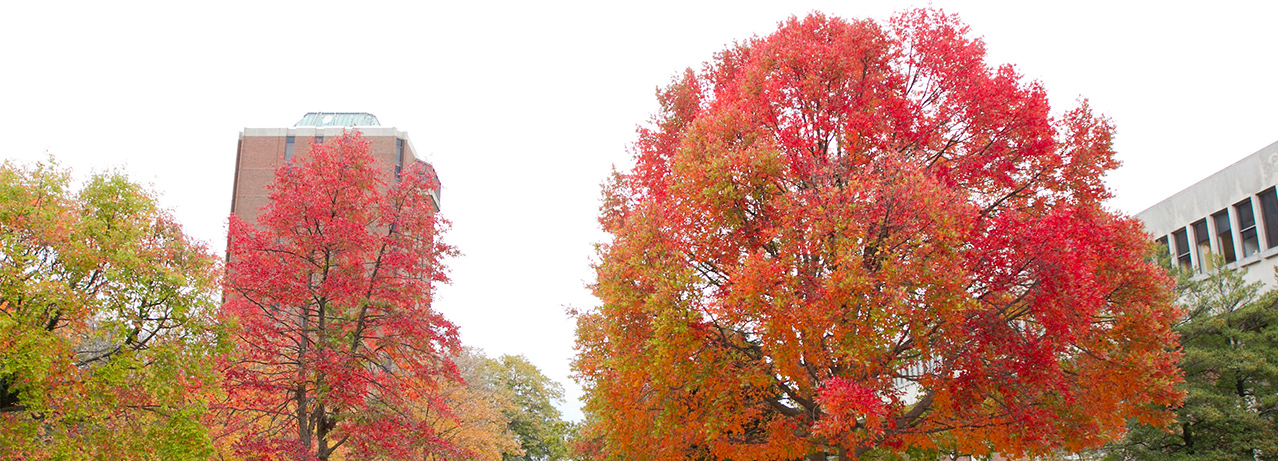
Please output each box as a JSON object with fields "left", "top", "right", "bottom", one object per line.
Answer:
{"left": 231, "top": 135, "right": 286, "bottom": 226}
{"left": 231, "top": 132, "right": 440, "bottom": 227}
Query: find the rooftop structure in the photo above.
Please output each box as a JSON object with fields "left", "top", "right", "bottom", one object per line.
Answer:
{"left": 294, "top": 112, "right": 381, "bottom": 127}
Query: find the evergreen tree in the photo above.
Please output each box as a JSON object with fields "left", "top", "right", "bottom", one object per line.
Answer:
{"left": 1108, "top": 261, "right": 1278, "bottom": 460}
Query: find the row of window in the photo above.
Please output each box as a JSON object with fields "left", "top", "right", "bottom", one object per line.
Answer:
{"left": 283, "top": 136, "right": 409, "bottom": 180}
{"left": 1156, "top": 186, "right": 1278, "bottom": 272}
{"left": 282, "top": 135, "right": 328, "bottom": 163}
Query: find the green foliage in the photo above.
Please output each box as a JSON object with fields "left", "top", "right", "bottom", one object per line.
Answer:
{"left": 0, "top": 157, "right": 224, "bottom": 459}
{"left": 490, "top": 354, "right": 573, "bottom": 461}
{"left": 1105, "top": 260, "right": 1278, "bottom": 460}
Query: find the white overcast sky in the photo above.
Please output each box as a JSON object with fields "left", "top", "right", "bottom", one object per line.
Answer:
{"left": 3, "top": 1, "right": 1277, "bottom": 421}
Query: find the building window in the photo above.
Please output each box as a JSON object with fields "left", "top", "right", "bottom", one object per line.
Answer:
{"left": 1154, "top": 236, "right": 1171, "bottom": 269}
{"left": 314, "top": 135, "right": 324, "bottom": 146}
{"left": 1173, "top": 228, "right": 1193, "bottom": 272}
{"left": 1192, "top": 219, "right": 1211, "bottom": 272}
{"left": 1236, "top": 198, "right": 1261, "bottom": 258}
{"left": 396, "top": 138, "right": 405, "bottom": 179}
{"left": 1259, "top": 187, "right": 1278, "bottom": 250}
{"left": 1213, "top": 210, "right": 1237, "bottom": 263}
{"left": 285, "top": 136, "right": 295, "bottom": 162}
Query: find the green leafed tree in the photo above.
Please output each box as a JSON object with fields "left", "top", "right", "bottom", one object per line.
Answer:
{"left": 1106, "top": 260, "right": 1278, "bottom": 460}
{"left": 0, "top": 158, "right": 225, "bottom": 460}
{"left": 419, "top": 348, "right": 522, "bottom": 461}
{"left": 491, "top": 354, "right": 573, "bottom": 461}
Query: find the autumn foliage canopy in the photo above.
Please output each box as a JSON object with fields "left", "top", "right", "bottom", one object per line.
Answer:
{"left": 222, "top": 132, "right": 460, "bottom": 461}
{"left": 574, "top": 10, "right": 1182, "bottom": 460}
{"left": 0, "top": 161, "right": 223, "bottom": 460}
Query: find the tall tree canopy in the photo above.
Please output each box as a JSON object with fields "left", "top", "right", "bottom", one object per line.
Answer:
{"left": 574, "top": 10, "right": 1182, "bottom": 460}
{"left": 0, "top": 159, "right": 224, "bottom": 460}
{"left": 222, "top": 131, "right": 460, "bottom": 461}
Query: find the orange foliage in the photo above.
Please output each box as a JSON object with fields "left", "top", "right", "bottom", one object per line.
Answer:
{"left": 574, "top": 9, "right": 1182, "bottom": 460}
{"left": 422, "top": 349, "right": 522, "bottom": 461}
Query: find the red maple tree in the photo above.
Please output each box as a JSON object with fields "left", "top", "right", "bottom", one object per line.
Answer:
{"left": 574, "top": 10, "right": 1182, "bottom": 460}
{"left": 221, "top": 132, "right": 461, "bottom": 461}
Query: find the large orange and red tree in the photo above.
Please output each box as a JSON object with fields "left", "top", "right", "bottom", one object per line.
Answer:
{"left": 574, "top": 10, "right": 1182, "bottom": 460}
{"left": 222, "top": 132, "right": 460, "bottom": 461}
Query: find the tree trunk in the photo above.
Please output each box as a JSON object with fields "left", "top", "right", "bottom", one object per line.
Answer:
{"left": 297, "top": 308, "right": 312, "bottom": 459}
{"left": 1182, "top": 422, "right": 1194, "bottom": 454}
{"left": 317, "top": 401, "right": 330, "bottom": 461}
{"left": 297, "top": 383, "right": 311, "bottom": 458}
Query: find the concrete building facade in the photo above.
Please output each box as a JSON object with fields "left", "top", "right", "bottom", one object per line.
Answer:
{"left": 230, "top": 112, "right": 440, "bottom": 226}
{"left": 1136, "top": 139, "right": 1278, "bottom": 288}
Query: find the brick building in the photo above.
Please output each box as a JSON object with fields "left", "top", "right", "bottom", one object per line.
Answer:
{"left": 230, "top": 112, "right": 440, "bottom": 226}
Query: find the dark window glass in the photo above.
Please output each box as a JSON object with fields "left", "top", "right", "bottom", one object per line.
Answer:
{"left": 1213, "top": 210, "right": 1236, "bottom": 263}
{"left": 1193, "top": 220, "right": 1211, "bottom": 272}
{"left": 1173, "top": 228, "right": 1192, "bottom": 272}
{"left": 314, "top": 135, "right": 324, "bottom": 146}
{"left": 395, "top": 138, "right": 405, "bottom": 179}
{"left": 1259, "top": 187, "right": 1278, "bottom": 249}
{"left": 285, "top": 136, "right": 295, "bottom": 162}
{"left": 1237, "top": 199, "right": 1260, "bottom": 257}
{"left": 1154, "top": 236, "right": 1171, "bottom": 268}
